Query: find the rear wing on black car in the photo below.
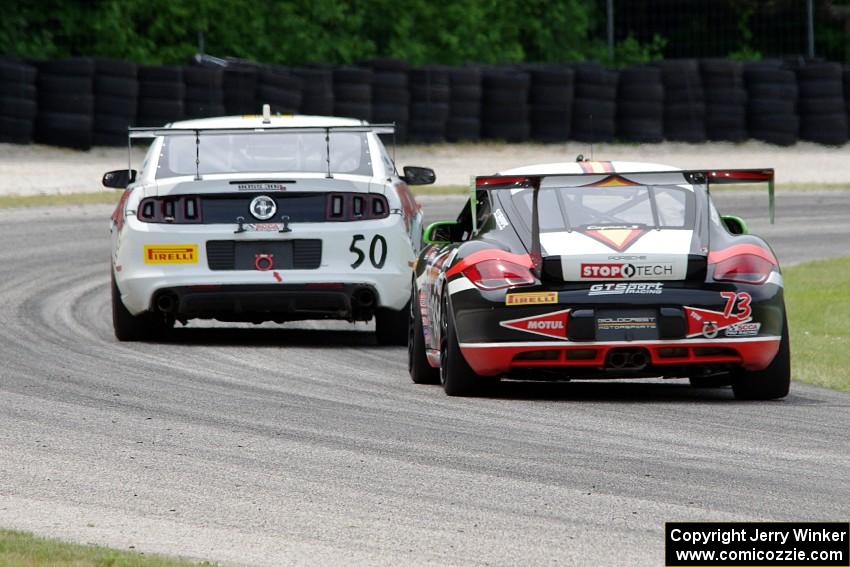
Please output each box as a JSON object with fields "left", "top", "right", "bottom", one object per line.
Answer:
{"left": 471, "top": 168, "right": 775, "bottom": 277}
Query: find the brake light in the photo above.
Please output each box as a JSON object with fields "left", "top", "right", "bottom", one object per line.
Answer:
{"left": 462, "top": 259, "right": 535, "bottom": 290}
{"left": 138, "top": 196, "right": 202, "bottom": 224}
{"left": 325, "top": 193, "right": 389, "bottom": 221}
{"left": 713, "top": 254, "right": 774, "bottom": 284}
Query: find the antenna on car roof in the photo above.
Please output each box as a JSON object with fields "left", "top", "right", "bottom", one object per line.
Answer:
{"left": 324, "top": 127, "right": 333, "bottom": 179}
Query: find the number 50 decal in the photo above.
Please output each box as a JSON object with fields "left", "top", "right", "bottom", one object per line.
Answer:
{"left": 350, "top": 234, "right": 387, "bottom": 269}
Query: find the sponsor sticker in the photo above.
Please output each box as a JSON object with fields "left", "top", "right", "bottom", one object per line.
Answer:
{"left": 597, "top": 316, "right": 657, "bottom": 331}
{"left": 588, "top": 282, "right": 663, "bottom": 296}
{"left": 725, "top": 322, "right": 761, "bottom": 337}
{"left": 246, "top": 223, "right": 283, "bottom": 232}
{"left": 580, "top": 262, "right": 674, "bottom": 279}
{"left": 144, "top": 244, "right": 198, "bottom": 264}
{"left": 505, "top": 291, "right": 558, "bottom": 306}
{"left": 500, "top": 309, "right": 570, "bottom": 339}
{"left": 493, "top": 208, "right": 509, "bottom": 230}
{"left": 236, "top": 183, "right": 287, "bottom": 191}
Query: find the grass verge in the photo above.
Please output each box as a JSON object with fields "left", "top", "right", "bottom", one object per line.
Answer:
{"left": 784, "top": 257, "right": 850, "bottom": 392}
{"left": 0, "top": 192, "right": 121, "bottom": 208}
{"left": 0, "top": 529, "right": 207, "bottom": 566}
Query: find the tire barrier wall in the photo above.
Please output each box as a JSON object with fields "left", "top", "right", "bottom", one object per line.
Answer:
{"left": 0, "top": 56, "right": 848, "bottom": 148}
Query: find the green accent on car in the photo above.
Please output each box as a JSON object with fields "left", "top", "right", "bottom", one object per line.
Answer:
{"left": 423, "top": 220, "right": 459, "bottom": 245}
{"left": 721, "top": 214, "right": 749, "bottom": 235}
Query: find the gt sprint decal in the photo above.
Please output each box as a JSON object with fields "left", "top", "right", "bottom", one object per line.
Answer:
{"left": 143, "top": 244, "right": 198, "bottom": 264}
{"left": 588, "top": 282, "right": 663, "bottom": 296}
{"left": 500, "top": 309, "right": 571, "bottom": 340}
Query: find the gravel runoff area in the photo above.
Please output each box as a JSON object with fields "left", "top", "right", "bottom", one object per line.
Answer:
{"left": 1, "top": 139, "right": 849, "bottom": 196}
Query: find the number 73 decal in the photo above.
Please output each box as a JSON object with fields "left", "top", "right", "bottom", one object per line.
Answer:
{"left": 350, "top": 234, "right": 387, "bottom": 269}
{"left": 684, "top": 292, "right": 753, "bottom": 338}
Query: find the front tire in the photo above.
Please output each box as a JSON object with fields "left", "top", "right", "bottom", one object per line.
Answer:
{"left": 731, "top": 314, "right": 791, "bottom": 400}
{"left": 408, "top": 287, "right": 439, "bottom": 384}
{"left": 375, "top": 303, "right": 408, "bottom": 346}
{"left": 111, "top": 272, "right": 172, "bottom": 342}
{"left": 440, "top": 294, "right": 489, "bottom": 396}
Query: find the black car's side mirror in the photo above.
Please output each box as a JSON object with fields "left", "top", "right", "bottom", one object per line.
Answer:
{"left": 423, "top": 220, "right": 460, "bottom": 244}
{"left": 721, "top": 214, "right": 748, "bottom": 235}
{"left": 401, "top": 166, "right": 436, "bottom": 186}
{"left": 102, "top": 169, "right": 137, "bottom": 189}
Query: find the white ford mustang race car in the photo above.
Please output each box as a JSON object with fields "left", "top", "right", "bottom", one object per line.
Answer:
{"left": 105, "top": 109, "right": 434, "bottom": 344}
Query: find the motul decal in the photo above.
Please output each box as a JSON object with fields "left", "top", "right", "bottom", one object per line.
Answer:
{"left": 684, "top": 292, "right": 754, "bottom": 338}
{"left": 582, "top": 226, "right": 646, "bottom": 251}
{"left": 500, "top": 309, "right": 571, "bottom": 340}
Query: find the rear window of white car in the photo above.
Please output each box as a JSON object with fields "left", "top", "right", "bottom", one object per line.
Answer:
{"left": 156, "top": 132, "right": 372, "bottom": 178}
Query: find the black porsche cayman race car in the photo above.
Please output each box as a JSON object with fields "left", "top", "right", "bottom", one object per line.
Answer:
{"left": 409, "top": 160, "right": 789, "bottom": 399}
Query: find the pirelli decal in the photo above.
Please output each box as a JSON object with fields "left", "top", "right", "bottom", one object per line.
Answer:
{"left": 505, "top": 291, "right": 558, "bottom": 306}
{"left": 144, "top": 244, "right": 198, "bottom": 264}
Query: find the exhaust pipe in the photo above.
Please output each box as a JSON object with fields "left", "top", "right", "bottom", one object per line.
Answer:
{"left": 351, "top": 288, "right": 376, "bottom": 309}
{"left": 155, "top": 292, "right": 178, "bottom": 314}
{"left": 606, "top": 348, "right": 650, "bottom": 371}
{"left": 608, "top": 352, "right": 628, "bottom": 369}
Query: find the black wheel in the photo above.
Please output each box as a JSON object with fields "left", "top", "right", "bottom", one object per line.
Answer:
{"left": 408, "top": 288, "right": 439, "bottom": 384}
{"left": 731, "top": 314, "right": 791, "bottom": 400}
{"left": 111, "top": 272, "right": 172, "bottom": 342}
{"left": 375, "top": 302, "right": 408, "bottom": 346}
{"left": 439, "top": 294, "right": 491, "bottom": 396}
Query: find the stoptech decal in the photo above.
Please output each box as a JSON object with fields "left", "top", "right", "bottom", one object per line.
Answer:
{"left": 505, "top": 292, "right": 558, "bottom": 306}
{"left": 143, "top": 244, "right": 198, "bottom": 264}
{"left": 684, "top": 292, "right": 754, "bottom": 338}
{"left": 588, "top": 282, "right": 663, "bottom": 296}
{"left": 580, "top": 262, "right": 674, "bottom": 279}
{"left": 500, "top": 309, "right": 571, "bottom": 340}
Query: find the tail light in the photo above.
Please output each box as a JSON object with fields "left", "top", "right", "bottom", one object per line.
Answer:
{"left": 138, "top": 196, "right": 202, "bottom": 224}
{"left": 462, "top": 259, "right": 535, "bottom": 290}
{"left": 712, "top": 254, "right": 774, "bottom": 284}
{"left": 326, "top": 193, "right": 389, "bottom": 221}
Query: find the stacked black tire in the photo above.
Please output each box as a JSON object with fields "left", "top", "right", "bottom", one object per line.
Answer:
{"left": 617, "top": 65, "right": 664, "bottom": 143}
{"left": 409, "top": 65, "right": 450, "bottom": 142}
{"left": 743, "top": 63, "right": 798, "bottom": 146}
{"left": 333, "top": 66, "right": 372, "bottom": 122}
{"left": 0, "top": 58, "right": 37, "bottom": 144}
{"left": 528, "top": 65, "right": 574, "bottom": 142}
{"left": 363, "top": 59, "right": 410, "bottom": 142}
{"left": 92, "top": 58, "right": 138, "bottom": 146}
{"left": 183, "top": 65, "right": 225, "bottom": 119}
{"left": 572, "top": 65, "right": 617, "bottom": 143}
{"left": 796, "top": 62, "right": 848, "bottom": 146}
{"left": 222, "top": 64, "right": 257, "bottom": 115}
{"left": 34, "top": 58, "right": 94, "bottom": 149}
{"left": 659, "top": 59, "right": 706, "bottom": 143}
{"left": 256, "top": 66, "right": 302, "bottom": 114}
{"left": 446, "top": 66, "right": 481, "bottom": 141}
{"left": 293, "top": 66, "right": 334, "bottom": 116}
{"left": 845, "top": 66, "right": 850, "bottom": 133}
{"left": 700, "top": 59, "right": 747, "bottom": 142}
{"left": 137, "top": 66, "right": 184, "bottom": 127}
{"left": 482, "top": 68, "right": 530, "bottom": 142}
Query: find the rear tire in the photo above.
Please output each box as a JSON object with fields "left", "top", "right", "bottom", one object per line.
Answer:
{"left": 731, "top": 314, "right": 790, "bottom": 400}
{"left": 408, "top": 288, "right": 439, "bottom": 384}
{"left": 111, "top": 272, "right": 172, "bottom": 342}
{"left": 375, "top": 303, "right": 408, "bottom": 346}
{"left": 440, "top": 294, "right": 492, "bottom": 396}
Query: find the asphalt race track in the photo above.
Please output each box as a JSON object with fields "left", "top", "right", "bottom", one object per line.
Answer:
{"left": 0, "top": 191, "right": 848, "bottom": 565}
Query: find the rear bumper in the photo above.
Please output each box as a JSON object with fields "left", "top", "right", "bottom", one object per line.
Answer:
{"left": 459, "top": 336, "right": 781, "bottom": 376}
{"left": 150, "top": 283, "right": 382, "bottom": 322}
